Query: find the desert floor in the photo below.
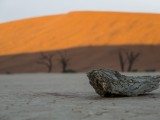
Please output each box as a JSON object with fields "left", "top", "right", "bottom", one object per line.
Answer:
{"left": 0, "top": 73, "right": 160, "bottom": 120}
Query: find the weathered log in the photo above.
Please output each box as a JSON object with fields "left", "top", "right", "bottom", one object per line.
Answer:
{"left": 87, "top": 69, "right": 160, "bottom": 97}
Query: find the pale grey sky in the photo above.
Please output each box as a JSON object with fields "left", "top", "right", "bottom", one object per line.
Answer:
{"left": 0, "top": 0, "right": 160, "bottom": 23}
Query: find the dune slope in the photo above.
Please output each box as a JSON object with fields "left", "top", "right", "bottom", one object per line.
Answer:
{"left": 0, "top": 45, "right": 160, "bottom": 73}
{"left": 0, "top": 11, "right": 160, "bottom": 55}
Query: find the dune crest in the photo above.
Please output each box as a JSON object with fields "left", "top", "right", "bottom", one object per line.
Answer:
{"left": 0, "top": 11, "right": 160, "bottom": 55}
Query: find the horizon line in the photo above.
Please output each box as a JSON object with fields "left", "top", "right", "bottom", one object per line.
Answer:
{"left": 1, "top": 10, "right": 160, "bottom": 24}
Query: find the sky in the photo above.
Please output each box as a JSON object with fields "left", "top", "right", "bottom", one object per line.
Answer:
{"left": 0, "top": 0, "right": 160, "bottom": 23}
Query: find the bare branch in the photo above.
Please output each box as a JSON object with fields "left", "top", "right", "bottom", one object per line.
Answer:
{"left": 58, "top": 51, "right": 72, "bottom": 73}
{"left": 118, "top": 51, "right": 125, "bottom": 72}
{"left": 125, "top": 50, "right": 141, "bottom": 72}
{"left": 118, "top": 49, "right": 141, "bottom": 72}
{"left": 37, "top": 52, "right": 55, "bottom": 72}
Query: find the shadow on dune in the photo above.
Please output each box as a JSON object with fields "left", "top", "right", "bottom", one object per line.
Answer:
{"left": 0, "top": 45, "right": 160, "bottom": 74}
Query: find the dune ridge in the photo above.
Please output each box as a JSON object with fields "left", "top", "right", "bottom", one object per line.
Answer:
{"left": 0, "top": 11, "right": 160, "bottom": 55}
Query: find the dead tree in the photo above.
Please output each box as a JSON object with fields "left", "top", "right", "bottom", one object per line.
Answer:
{"left": 126, "top": 51, "right": 140, "bottom": 72}
{"left": 58, "top": 51, "right": 75, "bottom": 73}
{"left": 37, "top": 52, "right": 54, "bottom": 72}
{"left": 59, "top": 52, "right": 70, "bottom": 73}
{"left": 118, "top": 50, "right": 141, "bottom": 72}
{"left": 118, "top": 51, "right": 126, "bottom": 72}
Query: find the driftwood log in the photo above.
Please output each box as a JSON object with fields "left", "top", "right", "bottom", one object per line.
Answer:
{"left": 87, "top": 69, "right": 160, "bottom": 97}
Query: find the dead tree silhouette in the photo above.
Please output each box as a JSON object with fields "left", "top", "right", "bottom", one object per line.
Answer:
{"left": 59, "top": 51, "right": 75, "bottom": 73}
{"left": 118, "top": 50, "right": 141, "bottom": 72}
{"left": 118, "top": 51, "right": 126, "bottom": 72}
{"left": 126, "top": 51, "right": 140, "bottom": 72}
{"left": 37, "top": 52, "right": 55, "bottom": 72}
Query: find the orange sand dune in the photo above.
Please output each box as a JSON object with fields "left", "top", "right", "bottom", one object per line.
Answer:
{"left": 0, "top": 11, "right": 160, "bottom": 55}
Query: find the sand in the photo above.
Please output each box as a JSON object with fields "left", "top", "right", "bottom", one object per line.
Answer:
{"left": 1, "top": 45, "right": 160, "bottom": 73}
{"left": 1, "top": 12, "right": 160, "bottom": 56}
{"left": 0, "top": 73, "right": 160, "bottom": 120}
